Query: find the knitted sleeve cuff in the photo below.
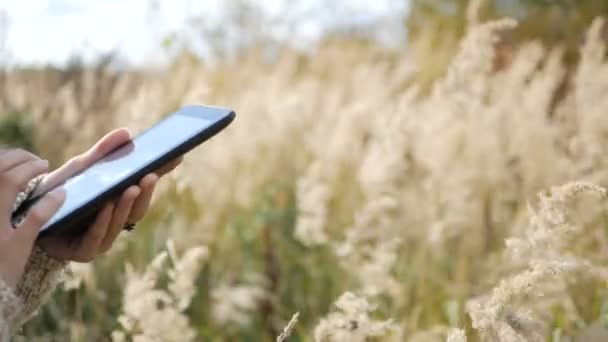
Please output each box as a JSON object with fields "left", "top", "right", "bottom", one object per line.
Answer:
{"left": 14, "top": 246, "right": 67, "bottom": 322}
{"left": 0, "top": 277, "right": 22, "bottom": 338}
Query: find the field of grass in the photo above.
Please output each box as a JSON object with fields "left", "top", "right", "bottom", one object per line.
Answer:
{"left": 3, "top": 9, "right": 608, "bottom": 342}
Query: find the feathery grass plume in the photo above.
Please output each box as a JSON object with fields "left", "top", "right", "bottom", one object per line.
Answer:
{"left": 112, "top": 243, "right": 208, "bottom": 342}
{"left": 276, "top": 312, "right": 299, "bottom": 342}
{"left": 409, "top": 326, "right": 462, "bottom": 342}
{"left": 210, "top": 277, "right": 267, "bottom": 327}
{"left": 333, "top": 102, "right": 413, "bottom": 297}
{"left": 62, "top": 263, "right": 94, "bottom": 291}
{"left": 408, "top": 18, "right": 524, "bottom": 254}
{"left": 433, "top": 18, "right": 517, "bottom": 98}
{"left": 335, "top": 237, "right": 401, "bottom": 298}
{"left": 314, "top": 292, "right": 395, "bottom": 342}
{"left": 295, "top": 162, "right": 331, "bottom": 246}
{"left": 166, "top": 240, "right": 209, "bottom": 310}
{"left": 573, "top": 17, "right": 608, "bottom": 175}
{"left": 446, "top": 328, "right": 467, "bottom": 342}
{"left": 507, "top": 182, "right": 607, "bottom": 260}
{"left": 467, "top": 182, "right": 608, "bottom": 341}
{"left": 466, "top": 0, "right": 486, "bottom": 28}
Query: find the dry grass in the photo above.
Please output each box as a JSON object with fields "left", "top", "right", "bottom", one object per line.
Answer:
{"left": 2, "top": 11, "right": 608, "bottom": 342}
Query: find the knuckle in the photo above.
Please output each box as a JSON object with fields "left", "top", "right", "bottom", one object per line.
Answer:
{"left": 0, "top": 173, "right": 10, "bottom": 185}
{"left": 69, "top": 156, "right": 85, "bottom": 170}
{"left": 27, "top": 209, "right": 46, "bottom": 226}
{"left": 20, "top": 149, "right": 36, "bottom": 159}
{"left": 14, "top": 149, "right": 36, "bottom": 162}
{"left": 35, "top": 159, "right": 50, "bottom": 172}
{"left": 2, "top": 162, "right": 48, "bottom": 190}
{"left": 8, "top": 175, "right": 26, "bottom": 189}
{"left": 12, "top": 149, "right": 28, "bottom": 159}
{"left": 0, "top": 149, "right": 35, "bottom": 169}
{"left": 93, "top": 233, "right": 106, "bottom": 243}
{"left": 2, "top": 175, "right": 20, "bottom": 191}
{"left": 88, "top": 229, "right": 106, "bottom": 243}
{"left": 47, "top": 191, "right": 63, "bottom": 203}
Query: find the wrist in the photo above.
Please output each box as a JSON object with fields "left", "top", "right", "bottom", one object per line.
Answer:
{"left": 29, "top": 245, "right": 69, "bottom": 268}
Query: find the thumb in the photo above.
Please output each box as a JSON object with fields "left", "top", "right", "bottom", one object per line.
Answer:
{"left": 15, "top": 189, "right": 66, "bottom": 243}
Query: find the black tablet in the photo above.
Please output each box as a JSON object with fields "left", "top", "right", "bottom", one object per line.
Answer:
{"left": 15, "top": 105, "right": 235, "bottom": 237}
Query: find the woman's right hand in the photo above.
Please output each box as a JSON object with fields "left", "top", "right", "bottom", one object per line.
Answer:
{"left": 0, "top": 149, "right": 65, "bottom": 289}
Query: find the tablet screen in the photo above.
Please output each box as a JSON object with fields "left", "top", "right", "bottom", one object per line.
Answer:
{"left": 41, "top": 114, "right": 212, "bottom": 231}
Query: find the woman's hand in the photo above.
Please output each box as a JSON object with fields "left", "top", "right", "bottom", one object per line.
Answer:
{"left": 0, "top": 149, "right": 65, "bottom": 288}
{"left": 35, "top": 128, "right": 182, "bottom": 262}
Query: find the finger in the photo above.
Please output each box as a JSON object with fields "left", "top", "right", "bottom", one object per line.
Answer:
{"left": 0, "top": 159, "right": 49, "bottom": 211}
{"left": 88, "top": 128, "right": 132, "bottom": 159}
{"left": 100, "top": 186, "right": 140, "bottom": 253}
{"left": 0, "top": 149, "right": 40, "bottom": 172}
{"left": 72, "top": 203, "right": 114, "bottom": 262}
{"left": 35, "top": 128, "right": 131, "bottom": 195}
{"left": 154, "top": 156, "right": 183, "bottom": 177}
{"left": 2, "top": 159, "right": 49, "bottom": 194}
{"left": 15, "top": 189, "right": 66, "bottom": 244}
{"left": 34, "top": 158, "right": 83, "bottom": 196}
{"left": 128, "top": 174, "right": 158, "bottom": 222}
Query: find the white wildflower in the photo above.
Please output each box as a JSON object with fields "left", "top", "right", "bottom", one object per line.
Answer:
{"left": 446, "top": 328, "right": 467, "bottom": 342}
{"left": 112, "top": 245, "right": 208, "bottom": 342}
{"left": 314, "top": 292, "right": 394, "bottom": 342}
{"left": 211, "top": 282, "right": 267, "bottom": 327}
{"left": 62, "top": 263, "right": 95, "bottom": 291}
{"left": 167, "top": 241, "right": 209, "bottom": 310}
{"left": 295, "top": 163, "right": 331, "bottom": 246}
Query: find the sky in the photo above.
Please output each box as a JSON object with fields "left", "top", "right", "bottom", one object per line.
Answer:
{"left": 0, "top": 0, "right": 409, "bottom": 67}
{"left": 0, "top": 0, "right": 200, "bottom": 66}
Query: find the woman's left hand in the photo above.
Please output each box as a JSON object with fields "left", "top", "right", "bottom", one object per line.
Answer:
{"left": 34, "top": 128, "right": 182, "bottom": 262}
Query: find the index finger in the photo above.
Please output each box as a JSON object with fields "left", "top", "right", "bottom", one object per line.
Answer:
{"left": 34, "top": 128, "right": 131, "bottom": 195}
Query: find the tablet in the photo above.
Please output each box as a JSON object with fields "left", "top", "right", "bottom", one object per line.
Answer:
{"left": 14, "top": 105, "right": 235, "bottom": 237}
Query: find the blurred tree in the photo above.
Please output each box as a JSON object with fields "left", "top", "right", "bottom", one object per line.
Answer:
{"left": 409, "top": 0, "right": 608, "bottom": 48}
{"left": 0, "top": 112, "right": 34, "bottom": 151}
{"left": 407, "top": 0, "right": 608, "bottom": 86}
{"left": 147, "top": 0, "right": 409, "bottom": 62}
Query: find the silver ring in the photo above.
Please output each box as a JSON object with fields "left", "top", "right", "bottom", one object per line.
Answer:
{"left": 123, "top": 223, "right": 136, "bottom": 231}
